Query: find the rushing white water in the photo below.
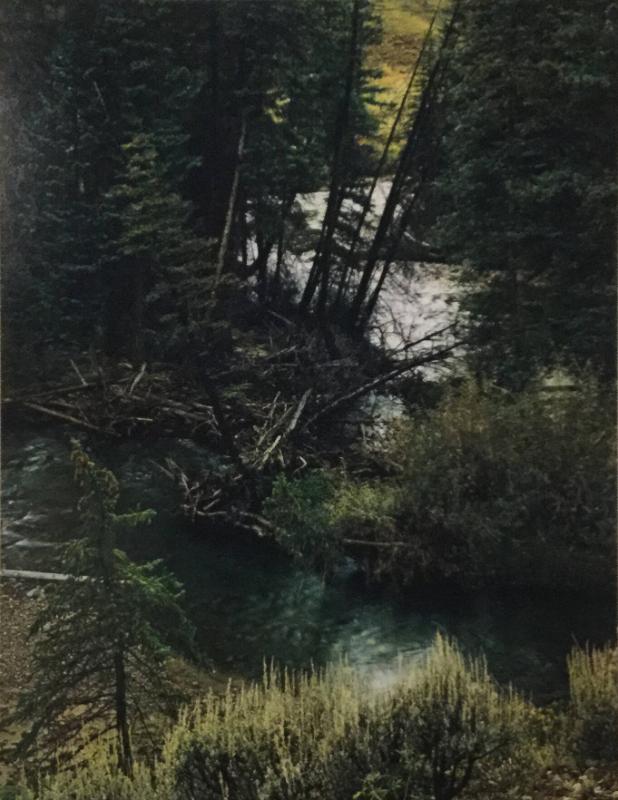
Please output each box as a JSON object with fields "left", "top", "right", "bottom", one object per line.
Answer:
{"left": 259, "top": 179, "right": 461, "bottom": 362}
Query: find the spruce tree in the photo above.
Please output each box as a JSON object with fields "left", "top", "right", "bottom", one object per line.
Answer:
{"left": 102, "top": 133, "right": 212, "bottom": 360}
{"left": 7, "top": 441, "right": 192, "bottom": 774}
{"left": 420, "top": 0, "right": 617, "bottom": 383}
{"left": 3, "top": 0, "right": 201, "bottom": 364}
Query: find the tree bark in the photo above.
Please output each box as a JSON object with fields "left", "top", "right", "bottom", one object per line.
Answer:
{"left": 210, "top": 114, "right": 247, "bottom": 311}
{"left": 300, "top": 0, "right": 361, "bottom": 315}
{"left": 254, "top": 232, "right": 272, "bottom": 303}
{"left": 334, "top": 1, "right": 443, "bottom": 316}
{"left": 114, "top": 643, "right": 132, "bottom": 776}
{"left": 204, "top": 0, "right": 222, "bottom": 237}
{"left": 348, "top": 0, "right": 461, "bottom": 332}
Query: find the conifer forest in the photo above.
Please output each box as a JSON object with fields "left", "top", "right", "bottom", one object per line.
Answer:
{"left": 0, "top": 1, "right": 617, "bottom": 798}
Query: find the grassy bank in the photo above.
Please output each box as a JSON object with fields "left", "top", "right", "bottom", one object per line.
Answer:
{"left": 367, "top": 0, "right": 441, "bottom": 150}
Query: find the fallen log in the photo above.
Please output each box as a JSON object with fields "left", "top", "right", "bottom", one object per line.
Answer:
{"left": 21, "top": 402, "right": 119, "bottom": 437}
{"left": 342, "top": 538, "right": 409, "bottom": 548}
{"left": 69, "top": 359, "right": 88, "bottom": 386}
{"left": 3, "top": 375, "right": 132, "bottom": 406}
{"left": 1, "top": 568, "right": 70, "bottom": 582}
{"left": 305, "top": 341, "right": 460, "bottom": 427}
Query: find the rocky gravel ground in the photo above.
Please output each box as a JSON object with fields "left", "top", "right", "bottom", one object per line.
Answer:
{"left": 0, "top": 582, "right": 41, "bottom": 713}
{"left": 527, "top": 768, "right": 618, "bottom": 800}
{"left": 0, "top": 581, "right": 43, "bottom": 782}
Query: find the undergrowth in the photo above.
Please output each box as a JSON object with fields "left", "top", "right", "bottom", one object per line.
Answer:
{"left": 266, "top": 377, "right": 615, "bottom": 591}
{"left": 7, "top": 636, "right": 618, "bottom": 799}
{"left": 25, "top": 637, "right": 540, "bottom": 800}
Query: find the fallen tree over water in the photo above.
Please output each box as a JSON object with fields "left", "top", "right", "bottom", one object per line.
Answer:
{"left": 3, "top": 310, "right": 460, "bottom": 540}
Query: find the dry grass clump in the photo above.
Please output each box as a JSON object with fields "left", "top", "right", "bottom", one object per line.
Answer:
{"left": 567, "top": 646, "right": 618, "bottom": 764}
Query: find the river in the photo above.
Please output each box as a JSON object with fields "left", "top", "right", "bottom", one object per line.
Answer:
{"left": 1, "top": 421, "right": 612, "bottom": 701}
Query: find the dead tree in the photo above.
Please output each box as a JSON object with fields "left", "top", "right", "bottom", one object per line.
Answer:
{"left": 299, "top": 0, "right": 361, "bottom": 316}
{"left": 347, "top": 1, "right": 460, "bottom": 333}
{"left": 333, "top": 1, "right": 444, "bottom": 315}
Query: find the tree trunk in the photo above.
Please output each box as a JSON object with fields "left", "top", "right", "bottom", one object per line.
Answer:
{"left": 132, "top": 259, "right": 145, "bottom": 363}
{"left": 204, "top": 0, "right": 222, "bottom": 237}
{"left": 239, "top": 187, "right": 249, "bottom": 274}
{"left": 334, "top": 2, "right": 442, "bottom": 316}
{"left": 359, "top": 161, "right": 433, "bottom": 328}
{"left": 255, "top": 233, "right": 272, "bottom": 303}
{"left": 345, "top": 128, "right": 415, "bottom": 331}
{"left": 300, "top": 0, "right": 360, "bottom": 315}
{"left": 209, "top": 115, "right": 247, "bottom": 312}
{"left": 272, "top": 194, "right": 296, "bottom": 300}
{"left": 348, "top": 0, "right": 461, "bottom": 333}
{"left": 114, "top": 642, "right": 132, "bottom": 776}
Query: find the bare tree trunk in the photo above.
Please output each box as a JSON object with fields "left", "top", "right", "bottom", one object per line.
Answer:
{"left": 209, "top": 115, "right": 247, "bottom": 312}
{"left": 203, "top": 0, "right": 223, "bottom": 237}
{"left": 348, "top": 1, "right": 461, "bottom": 333}
{"left": 345, "top": 129, "right": 415, "bottom": 331}
{"left": 239, "top": 187, "right": 249, "bottom": 274}
{"left": 254, "top": 232, "right": 273, "bottom": 303}
{"left": 114, "top": 642, "right": 132, "bottom": 776}
{"left": 334, "top": 1, "right": 443, "bottom": 315}
{"left": 272, "top": 193, "right": 296, "bottom": 301}
{"left": 360, "top": 149, "right": 437, "bottom": 329}
{"left": 359, "top": 189, "right": 419, "bottom": 328}
{"left": 132, "top": 259, "right": 145, "bottom": 363}
{"left": 300, "top": 0, "right": 361, "bottom": 315}
{"left": 614, "top": 60, "right": 618, "bottom": 641}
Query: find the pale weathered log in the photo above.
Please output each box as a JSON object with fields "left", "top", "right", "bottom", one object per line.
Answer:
{"left": 1, "top": 568, "right": 70, "bottom": 582}
{"left": 342, "top": 539, "right": 409, "bottom": 548}
{"left": 69, "top": 359, "right": 88, "bottom": 386}
{"left": 128, "top": 362, "right": 147, "bottom": 395}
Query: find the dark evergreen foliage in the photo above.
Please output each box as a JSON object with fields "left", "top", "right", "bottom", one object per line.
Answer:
{"left": 5, "top": 442, "right": 192, "bottom": 772}
{"left": 418, "top": 0, "right": 617, "bottom": 383}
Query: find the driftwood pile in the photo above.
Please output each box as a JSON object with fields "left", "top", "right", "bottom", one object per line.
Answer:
{"left": 3, "top": 318, "right": 458, "bottom": 536}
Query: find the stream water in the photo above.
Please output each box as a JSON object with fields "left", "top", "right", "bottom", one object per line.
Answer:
{"left": 2, "top": 422, "right": 612, "bottom": 701}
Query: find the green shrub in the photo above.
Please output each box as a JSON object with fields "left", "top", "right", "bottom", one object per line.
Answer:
{"left": 380, "top": 635, "right": 535, "bottom": 800}
{"left": 0, "top": 786, "right": 33, "bottom": 800}
{"left": 567, "top": 645, "right": 618, "bottom": 763}
{"left": 35, "top": 750, "right": 160, "bottom": 800}
{"left": 166, "top": 637, "right": 535, "bottom": 800}
{"left": 328, "top": 481, "right": 399, "bottom": 543}
{"left": 264, "top": 469, "right": 400, "bottom": 575}
{"left": 166, "top": 663, "right": 376, "bottom": 800}
{"left": 322, "top": 378, "right": 612, "bottom": 589}
{"left": 263, "top": 471, "right": 338, "bottom": 563}
{"left": 264, "top": 378, "right": 613, "bottom": 590}
{"left": 34, "top": 638, "right": 536, "bottom": 800}
{"left": 390, "top": 378, "right": 613, "bottom": 587}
